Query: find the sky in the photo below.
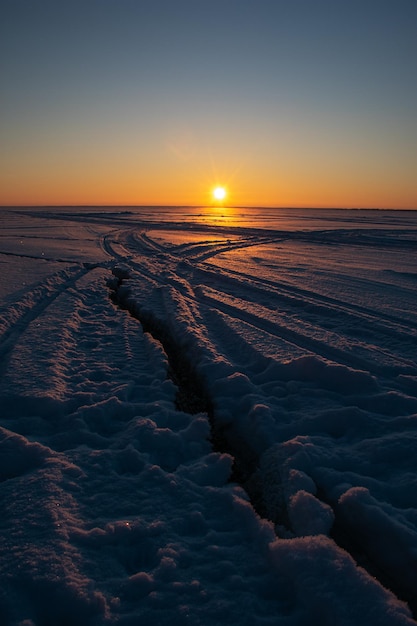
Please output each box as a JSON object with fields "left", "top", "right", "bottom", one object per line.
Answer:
{"left": 1, "top": 0, "right": 416, "bottom": 209}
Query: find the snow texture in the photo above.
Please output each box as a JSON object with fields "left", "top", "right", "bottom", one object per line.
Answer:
{"left": 0, "top": 206, "right": 417, "bottom": 625}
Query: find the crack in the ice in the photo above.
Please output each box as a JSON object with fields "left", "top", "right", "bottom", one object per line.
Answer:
{"left": 327, "top": 497, "right": 417, "bottom": 618}
{"left": 107, "top": 268, "right": 263, "bottom": 507}
{"left": 107, "top": 266, "right": 417, "bottom": 620}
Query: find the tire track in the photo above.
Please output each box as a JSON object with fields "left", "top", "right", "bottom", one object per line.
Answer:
{"left": 104, "top": 229, "right": 416, "bottom": 379}
{"left": 111, "top": 229, "right": 417, "bottom": 349}
{"left": 191, "top": 263, "right": 417, "bottom": 339}
{"left": 0, "top": 265, "right": 92, "bottom": 377}
{"left": 197, "top": 289, "right": 414, "bottom": 377}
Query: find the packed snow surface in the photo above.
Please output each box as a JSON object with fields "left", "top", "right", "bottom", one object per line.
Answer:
{"left": 1, "top": 206, "right": 417, "bottom": 625}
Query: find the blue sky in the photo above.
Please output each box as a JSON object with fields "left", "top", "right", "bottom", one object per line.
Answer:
{"left": 1, "top": 0, "right": 416, "bottom": 207}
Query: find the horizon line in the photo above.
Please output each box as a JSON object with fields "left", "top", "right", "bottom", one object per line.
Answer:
{"left": 1, "top": 204, "right": 416, "bottom": 211}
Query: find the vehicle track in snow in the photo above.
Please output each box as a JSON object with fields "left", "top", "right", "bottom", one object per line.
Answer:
{"left": 0, "top": 265, "right": 92, "bottom": 375}
{"left": 191, "top": 262, "right": 417, "bottom": 340}
{"left": 102, "top": 228, "right": 417, "bottom": 386}
{"left": 0, "top": 264, "right": 174, "bottom": 451}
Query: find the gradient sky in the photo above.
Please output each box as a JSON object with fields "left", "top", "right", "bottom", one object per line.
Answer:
{"left": 1, "top": 0, "right": 416, "bottom": 208}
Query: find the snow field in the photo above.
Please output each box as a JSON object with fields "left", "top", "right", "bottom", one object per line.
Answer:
{"left": 0, "top": 207, "right": 416, "bottom": 625}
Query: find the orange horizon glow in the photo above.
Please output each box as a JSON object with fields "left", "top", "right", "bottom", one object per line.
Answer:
{"left": 0, "top": 156, "right": 416, "bottom": 210}
{"left": 0, "top": 168, "right": 415, "bottom": 210}
{"left": 0, "top": 188, "right": 416, "bottom": 209}
{"left": 1, "top": 118, "right": 416, "bottom": 211}
{"left": 0, "top": 151, "right": 416, "bottom": 210}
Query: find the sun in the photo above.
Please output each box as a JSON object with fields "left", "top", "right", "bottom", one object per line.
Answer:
{"left": 213, "top": 186, "right": 227, "bottom": 201}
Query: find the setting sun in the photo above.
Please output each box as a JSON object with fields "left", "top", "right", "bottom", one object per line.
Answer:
{"left": 213, "top": 186, "right": 227, "bottom": 201}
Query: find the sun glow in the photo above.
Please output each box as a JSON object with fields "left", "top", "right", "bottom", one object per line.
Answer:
{"left": 213, "top": 186, "right": 227, "bottom": 201}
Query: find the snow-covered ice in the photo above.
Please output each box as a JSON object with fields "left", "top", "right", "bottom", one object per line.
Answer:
{"left": 1, "top": 206, "right": 416, "bottom": 625}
